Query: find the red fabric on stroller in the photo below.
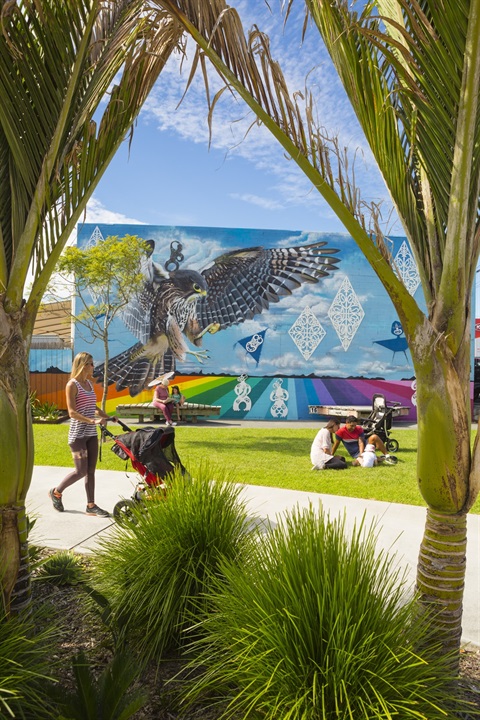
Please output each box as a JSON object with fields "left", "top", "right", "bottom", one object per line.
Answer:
{"left": 108, "top": 425, "right": 186, "bottom": 486}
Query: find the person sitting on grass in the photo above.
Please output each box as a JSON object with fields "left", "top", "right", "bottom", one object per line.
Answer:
{"left": 310, "top": 419, "right": 348, "bottom": 470}
{"left": 331, "top": 415, "right": 391, "bottom": 463}
{"left": 353, "top": 443, "right": 378, "bottom": 467}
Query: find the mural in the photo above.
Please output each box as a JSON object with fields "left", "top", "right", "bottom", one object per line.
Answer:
{"left": 92, "top": 234, "right": 340, "bottom": 394}
{"left": 74, "top": 223, "right": 424, "bottom": 420}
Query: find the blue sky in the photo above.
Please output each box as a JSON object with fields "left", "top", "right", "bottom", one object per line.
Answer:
{"left": 83, "top": 1, "right": 398, "bottom": 237}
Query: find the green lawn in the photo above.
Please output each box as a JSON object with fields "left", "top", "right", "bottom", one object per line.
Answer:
{"left": 33, "top": 424, "right": 480, "bottom": 513}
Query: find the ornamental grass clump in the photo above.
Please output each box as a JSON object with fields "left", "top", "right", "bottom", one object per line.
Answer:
{"left": 0, "top": 607, "right": 58, "bottom": 719}
{"left": 179, "top": 505, "right": 470, "bottom": 720}
{"left": 91, "top": 465, "right": 253, "bottom": 662}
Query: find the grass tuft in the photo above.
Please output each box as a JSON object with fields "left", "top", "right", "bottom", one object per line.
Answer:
{"left": 0, "top": 606, "right": 59, "bottom": 719}
{"left": 179, "top": 504, "right": 472, "bottom": 719}
{"left": 90, "top": 463, "right": 254, "bottom": 662}
{"left": 36, "top": 550, "right": 86, "bottom": 586}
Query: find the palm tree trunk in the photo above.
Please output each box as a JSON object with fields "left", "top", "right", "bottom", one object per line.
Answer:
{"left": 0, "top": 305, "right": 34, "bottom": 615}
{"left": 416, "top": 509, "right": 467, "bottom": 654}
{"left": 0, "top": 506, "right": 32, "bottom": 615}
{"left": 410, "top": 323, "right": 475, "bottom": 665}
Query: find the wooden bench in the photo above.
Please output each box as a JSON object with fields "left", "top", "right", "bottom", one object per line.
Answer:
{"left": 116, "top": 401, "right": 221, "bottom": 424}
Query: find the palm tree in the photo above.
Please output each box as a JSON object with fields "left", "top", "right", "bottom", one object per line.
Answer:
{"left": 0, "top": 0, "right": 184, "bottom": 614}
{"left": 157, "top": 0, "right": 480, "bottom": 659}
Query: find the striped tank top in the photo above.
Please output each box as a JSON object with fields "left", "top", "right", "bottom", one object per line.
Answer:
{"left": 68, "top": 379, "right": 98, "bottom": 443}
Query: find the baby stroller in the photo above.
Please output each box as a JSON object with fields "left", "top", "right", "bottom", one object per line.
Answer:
{"left": 360, "top": 394, "right": 401, "bottom": 453}
{"left": 101, "top": 420, "right": 188, "bottom": 524}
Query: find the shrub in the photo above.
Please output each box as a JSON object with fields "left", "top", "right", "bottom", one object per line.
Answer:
{"left": 36, "top": 550, "right": 85, "bottom": 586}
{"left": 179, "top": 505, "right": 471, "bottom": 720}
{"left": 91, "top": 465, "right": 253, "bottom": 662}
{"left": 0, "top": 608, "right": 58, "bottom": 719}
{"left": 30, "top": 392, "right": 60, "bottom": 421}
{"left": 52, "top": 649, "right": 147, "bottom": 720}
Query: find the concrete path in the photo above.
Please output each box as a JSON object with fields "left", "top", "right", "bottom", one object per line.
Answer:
{"left": 28, "top": 464, "right": 479, "bottom": 648}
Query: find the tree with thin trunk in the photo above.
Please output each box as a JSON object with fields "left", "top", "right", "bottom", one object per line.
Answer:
{"left": 0, "top": 0, "right": 184, "bottom": 615}
{"left": 56, "top": 234, "right": 150, "bottom": 411}
{"left": 156, "top": 0, "right": 480, "bottom": 662}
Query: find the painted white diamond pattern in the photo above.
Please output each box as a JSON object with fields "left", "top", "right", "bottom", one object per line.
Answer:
{"left": 328, "top": 276, "right": 364, "bottom": 351}
{"left": 288, "top": 306, "right": 326, "bottom": 360}
{"left": 394, "top": 240, "right": 420, "bottom": 295}
{"left": 85, "top": 227, "right": 105, "bottom": 302}
{"left": 86, "top": 226, "right": 104, "bottom": 248}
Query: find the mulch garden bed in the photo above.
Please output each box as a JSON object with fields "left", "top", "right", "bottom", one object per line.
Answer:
{"left": 31, "top": 556, "right": 480, "bottom": 719}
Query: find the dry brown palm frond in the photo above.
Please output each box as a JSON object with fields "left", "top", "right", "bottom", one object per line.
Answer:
{"left": 158, "top": 0, "right": 388, "bottom": 253}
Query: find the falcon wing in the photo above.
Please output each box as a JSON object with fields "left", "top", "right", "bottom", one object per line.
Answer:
{"left": 121, "top": 240, "right": 167, "bottom": 344}
{"left": 196, "top": 242, "right": 340, "bottom": 330}
{"left": 121, "top": 282, "right": 155, "bottom": 344}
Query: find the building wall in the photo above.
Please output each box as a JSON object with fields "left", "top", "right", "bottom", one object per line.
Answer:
{"left": 29, "top": 300, "right": 73, "bottom": 409}
{"left": 33, "top": 300, "right": 72, "bottom": 346}
{"left": 72, "top": 223, "right": 429, "bottom": 421}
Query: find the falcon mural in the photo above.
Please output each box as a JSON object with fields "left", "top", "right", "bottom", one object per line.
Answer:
{"left": 94, "top": 240, "right": 340, "bottom": 396}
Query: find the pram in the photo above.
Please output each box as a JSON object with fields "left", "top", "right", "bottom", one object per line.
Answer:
{"left": 101, "top": 420, "right": 188, "bottom": 523}
{"left": 360, "top": 394, "right": 401, "bottom": 453}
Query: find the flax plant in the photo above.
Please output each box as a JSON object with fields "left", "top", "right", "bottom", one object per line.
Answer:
{"left": 0, "top": 607, "right": 58, "bottom": 719}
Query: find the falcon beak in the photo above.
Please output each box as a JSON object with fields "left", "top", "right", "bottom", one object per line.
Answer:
{"left": 198, "top": 289, "right": 207, "bottom": 296}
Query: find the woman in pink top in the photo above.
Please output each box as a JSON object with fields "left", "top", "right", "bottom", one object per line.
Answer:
{"left": 49, "top": 352, "right": 117, "bottom": 517}
{"left": 152, "top": 377, "right": 176, "bottom": 426}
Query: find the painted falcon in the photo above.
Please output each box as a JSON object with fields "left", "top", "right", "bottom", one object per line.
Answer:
{"left": 94, "top": 240, "right": 340, "bottom": 396}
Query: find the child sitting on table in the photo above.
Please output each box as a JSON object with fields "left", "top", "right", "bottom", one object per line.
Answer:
{"left": 170, "top": 385, "right": 185, "bottom": 422}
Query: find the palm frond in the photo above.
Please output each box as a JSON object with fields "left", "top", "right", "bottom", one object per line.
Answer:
{"left": 166, "top": 0, "right": 480, "bottom": 340}
{"left": 157, "top": 0, "right": 416, "bottom": 320}
{"left": 0, "top": 0, "right": 183, "bottom": 321}
{"left": 308, "top": 0, "right": 480, "bottom": 339}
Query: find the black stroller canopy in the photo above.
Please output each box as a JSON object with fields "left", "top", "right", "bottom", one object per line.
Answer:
{"left": 111, "top": 426, "right": 182, "bottom": 479}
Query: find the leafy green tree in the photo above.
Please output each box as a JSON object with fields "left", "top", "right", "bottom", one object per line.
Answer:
{"left": 56, "top": 235, "right": 150, "bottom": 411}
{"left": 159, "top": 0, "right": 480, "bottom": 659}
{"left": 0, "top": 0, "right": 183, "bottom": 615}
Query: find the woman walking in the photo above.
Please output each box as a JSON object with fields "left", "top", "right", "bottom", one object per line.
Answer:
{"left": 49, "top": 352, "right": 116, "bottom": 517}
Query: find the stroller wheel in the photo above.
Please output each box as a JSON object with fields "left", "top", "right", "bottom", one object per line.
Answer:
{"left": 386, "top": 439, "right": 399, "bottom": 453}
{"left": 113, "top": 499, "right": 138, "bottom": 525}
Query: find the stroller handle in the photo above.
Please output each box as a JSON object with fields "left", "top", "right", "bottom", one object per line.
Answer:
{"left": 100, "top": 418, "right": 133, "bottom": 440}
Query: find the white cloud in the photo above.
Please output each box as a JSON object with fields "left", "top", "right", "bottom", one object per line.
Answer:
{"left": 83, "top": 197, "right": 146, "bottom": 225}
{"left": 229, "top": 192, "right": 284, "bottom": 210}
{"left": 269, "top": 352, "right": 307, "bottom": 371}
{"left": 148, "top": 229, "right": 224, "bottom": 269}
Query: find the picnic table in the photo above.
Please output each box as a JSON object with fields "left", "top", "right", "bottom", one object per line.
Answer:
{"left": 116, "top": 401, "right": 221, "bottom": 424}
{"left": 308, "top": 404, "right": 410, "bottom": 420}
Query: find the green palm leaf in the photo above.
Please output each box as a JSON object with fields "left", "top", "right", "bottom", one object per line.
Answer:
{"left": 306, "top": 0, "right": 480, "bottom": 330}
{"left": 0, "top": 0, "right": 183, "bottom": 328}
{"left": 157, "top": 0, "right": 420, "bottom": 324}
